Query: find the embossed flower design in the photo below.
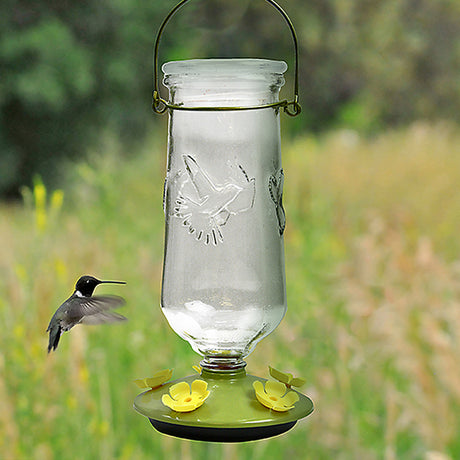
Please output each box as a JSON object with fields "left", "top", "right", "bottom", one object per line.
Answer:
{"left": 253, "top": 380, "right": 299, "bottom": 412}
{"left": 162, "top": 380, "right": 210, "bottom": 412}
{"left": 269, "top": 168, "right": 286, "bottom": 236}
{"left": 133, "top": 368, "right": 173, "bottom": 389}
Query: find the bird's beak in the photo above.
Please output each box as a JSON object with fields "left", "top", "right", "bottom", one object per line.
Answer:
{"left": 99, "top": 280, "right": 126, "bottom": 285}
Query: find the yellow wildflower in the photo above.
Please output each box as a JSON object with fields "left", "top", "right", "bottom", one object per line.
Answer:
{"left": 161, "top": 380, "right": 210, "bottom": 412}
{"left": 253, "top": 380, "right": 299, "bottom": 412}
{"left": 134, "top": 368, "right": 173, "bottom": 389}
{"left": 33, "top": 180, "right": 47, "bottom": 232}
{"left": 50, "top": 189, "right": 64, "bottom": 213}
{"left": 33, "top": 180, "right": 47, "bottom": 211}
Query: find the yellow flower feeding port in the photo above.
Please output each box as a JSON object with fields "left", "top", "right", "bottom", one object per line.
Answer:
{"left": 161, "top": 380, "right": 210, "bottom": 412}
{"left": 269, "top": 366, "right": 307, "bottom": 388}
{"left": 253, "top": 380, "right": 299, "bottom": 412}
{"left": 133, "top": 369, "right": 173, "bottom": 390}
{"left": 133, "top": 0, "right": 314, "bottom": 442}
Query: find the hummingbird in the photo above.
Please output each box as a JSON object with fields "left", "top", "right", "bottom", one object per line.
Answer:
{"left": 46, "top": 275, "right": 127, "bottom": 353}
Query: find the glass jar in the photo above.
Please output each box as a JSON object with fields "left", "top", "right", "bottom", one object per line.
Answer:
{"left": 161, "top": 58, "right": 288, "bottom": 370}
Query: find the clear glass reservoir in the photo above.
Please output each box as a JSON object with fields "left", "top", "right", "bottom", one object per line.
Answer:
{"left": 161, "top": 59, "right": 288, "bottom": 369}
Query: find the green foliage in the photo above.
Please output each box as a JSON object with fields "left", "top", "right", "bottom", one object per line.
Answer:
{"left": 1, "top": 18, "right": 94, "bottom": 110}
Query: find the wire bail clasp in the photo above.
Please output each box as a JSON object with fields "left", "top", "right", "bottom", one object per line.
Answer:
{"left": 152, "top": 0, "right": 301, "bottom": 116}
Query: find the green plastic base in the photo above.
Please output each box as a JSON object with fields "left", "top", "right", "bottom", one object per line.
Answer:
{"left": 133, "top": 368, "right": 314, "bottom": 442}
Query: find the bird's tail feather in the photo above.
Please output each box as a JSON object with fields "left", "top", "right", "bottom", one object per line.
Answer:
{"left": 47, "top": 324, "right": 62, "bottom": 353}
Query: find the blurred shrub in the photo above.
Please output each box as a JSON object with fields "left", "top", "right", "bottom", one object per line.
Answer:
{"left": 0, "top": 0, "right": 171, "bottom": 197}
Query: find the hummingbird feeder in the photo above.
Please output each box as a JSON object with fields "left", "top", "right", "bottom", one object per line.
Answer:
{"left": 133, "top": 0, "right": 313, "bottom": 442}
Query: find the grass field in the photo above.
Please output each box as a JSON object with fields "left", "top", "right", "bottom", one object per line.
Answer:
{"left": 1, "top": 122, "right": 459, "bottom": 459}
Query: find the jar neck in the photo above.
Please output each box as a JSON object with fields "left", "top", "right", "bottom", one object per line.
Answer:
{"left": 200, "top": 356, "right": 247, "bottom": 373}
{"left": 168, "top": 87, "right": 282, "bottom": 109}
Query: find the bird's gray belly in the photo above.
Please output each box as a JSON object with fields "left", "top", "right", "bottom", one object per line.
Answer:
{"left": 61, "top": 316, "right": 82, "bottom": 331}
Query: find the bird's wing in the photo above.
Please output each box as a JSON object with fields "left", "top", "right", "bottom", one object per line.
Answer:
{"left": 80, "top": 310, "right": 127, "bottom": 325}
{"left": 67, "top": 295, "right": 126, "bottom": 321}
{"left": 183, "top": 154, "right": 217, "bottom": 200}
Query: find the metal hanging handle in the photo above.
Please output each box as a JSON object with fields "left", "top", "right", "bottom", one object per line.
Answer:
{"left": 152, "top": 0, "right": 301, "bottom": 116}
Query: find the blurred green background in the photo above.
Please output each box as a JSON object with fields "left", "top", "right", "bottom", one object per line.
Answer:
{"left": 1, "top": 0, "right": 460, "bottom": 459}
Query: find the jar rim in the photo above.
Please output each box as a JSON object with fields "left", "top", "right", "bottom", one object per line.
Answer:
{"left": 162, "top": 58, "right": 288, "bottom": 76}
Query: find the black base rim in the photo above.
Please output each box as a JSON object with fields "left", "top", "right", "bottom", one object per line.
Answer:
{"left": 149, "top": 419, "right": 297, "bottom": 443}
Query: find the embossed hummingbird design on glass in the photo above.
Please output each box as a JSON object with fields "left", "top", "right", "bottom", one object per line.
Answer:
{"left": 173, "top": 155, "right": 256, "bottom": 245}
